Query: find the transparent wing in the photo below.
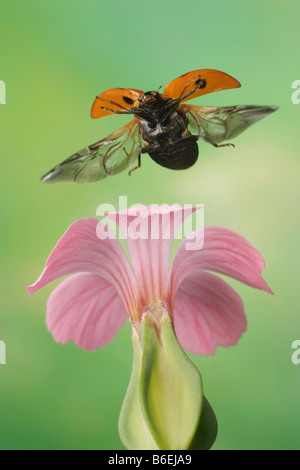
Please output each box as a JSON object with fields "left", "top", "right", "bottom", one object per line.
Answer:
{"left": 42, "top": 119, "right": 143, "bottom": 183}
{"left": 180, "top": 104, "right": 277, "bottom": 145}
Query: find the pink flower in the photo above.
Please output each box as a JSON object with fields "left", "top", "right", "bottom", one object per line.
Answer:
{"left": 27, "top": 206, "right": 272, "bottom": 355}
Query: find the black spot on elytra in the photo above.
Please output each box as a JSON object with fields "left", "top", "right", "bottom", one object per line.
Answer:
{"left": 123, "top": 96, "right": 134, "bottom": 105}
{"left": 195, "top": 78, "right": 207, "bottom": 89}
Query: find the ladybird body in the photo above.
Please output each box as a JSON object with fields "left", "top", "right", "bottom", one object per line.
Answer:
{"left": 131, "top": 91, "right": 197, "bottom": 169}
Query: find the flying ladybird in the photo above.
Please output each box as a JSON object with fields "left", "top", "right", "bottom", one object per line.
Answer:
{"left": 42, "top": 69, "right": 277, "bottom": 183}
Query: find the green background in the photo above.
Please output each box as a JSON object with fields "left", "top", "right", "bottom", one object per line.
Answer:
{"left": 0, "top": 0, "right": 299, "bottom": 450}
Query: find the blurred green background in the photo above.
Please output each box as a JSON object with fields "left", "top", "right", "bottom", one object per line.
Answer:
{"left": 0, "top": 0, "right": 299, "bottom": 450}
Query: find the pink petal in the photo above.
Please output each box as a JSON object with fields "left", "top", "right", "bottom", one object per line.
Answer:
{"left": 171, "top": 226, "right": 272, "bottom": 307}
{"left": 46, "top": 273, "right": 127, "bottom": 350}
{"left": 174, "top": 271, "right": 247, "bottom": 355}
{"left": 27, "top": 218, "right": 138, "bottom": 316}
{"left": 107, "top": 205, "right": 201, "bottom": 307}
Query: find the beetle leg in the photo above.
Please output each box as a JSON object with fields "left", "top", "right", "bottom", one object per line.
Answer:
{"left": 213, "top": 143, "right": 235, "bottom": 148}
{"left": 129, "top": 154, "right": 141, "bottom": 176}
{"left": 97, "top": 106, "right": 132, "bottom": 115}
{"left": 178, "top": 78, "right": 206, "bottom": 102}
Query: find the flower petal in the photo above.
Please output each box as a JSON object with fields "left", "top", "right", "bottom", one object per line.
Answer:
{"left": 174, "top": 271, "right": 247, "bottom": 355}
{"left": 171, "top": 226, "right": 272, "bottom": 307}
{"left": 46, "top": 273, "right": 127, "bottom": 350}
{"left": 27, "top": 218, "right": 138, "bottom": 316}
{"left": 107, "top": 205, "right": 201, "bottom": 308}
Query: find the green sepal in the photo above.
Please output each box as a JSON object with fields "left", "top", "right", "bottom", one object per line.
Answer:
{"left": 118, "top": 327, "right": 158, "bottom": 450}
{"left": 118, "top": 303, "right": 218, "bottom": 450}
{"left": 140, "top": 308, "right": 203, "bottom": 450}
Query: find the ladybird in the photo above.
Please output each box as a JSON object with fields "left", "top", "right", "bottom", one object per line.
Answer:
{"left": 42, "top": 69, "right": 277, "bottom": 183}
